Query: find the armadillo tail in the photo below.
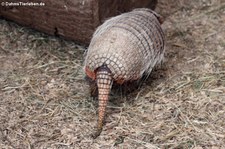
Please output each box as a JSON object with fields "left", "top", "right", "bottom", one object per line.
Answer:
{"left": 93, "top": 65, "right": 113, "bottom": 138}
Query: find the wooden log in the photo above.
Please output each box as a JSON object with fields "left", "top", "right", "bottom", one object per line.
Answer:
{"left": 0, "top": 0, "right": 157, "bottom": 45}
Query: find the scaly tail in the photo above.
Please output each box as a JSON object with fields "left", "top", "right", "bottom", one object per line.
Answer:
{"left": 92, "top": 65, "right": 113, "bottom": 138}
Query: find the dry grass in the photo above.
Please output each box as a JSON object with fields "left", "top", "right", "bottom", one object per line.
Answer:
{"left": 0, "top": 0, "right": 225, "bottom": 148}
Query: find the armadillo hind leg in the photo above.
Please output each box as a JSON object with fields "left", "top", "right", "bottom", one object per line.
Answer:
{"left": 85, "top": 76, "right": 98, "bottom": 98}
{"left": 92, "top": 65, "right": 113, "bottom": 138}
{"left": 90, "top": 84, "right": 98, "bottom": 99}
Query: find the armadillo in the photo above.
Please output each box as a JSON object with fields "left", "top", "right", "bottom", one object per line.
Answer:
{"left": 84, "top": 8, "right": 165, "bottom": 137}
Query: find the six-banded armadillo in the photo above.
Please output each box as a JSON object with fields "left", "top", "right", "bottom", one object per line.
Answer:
{"left": 84, "top": 8, "right": 165, "bottom": 138}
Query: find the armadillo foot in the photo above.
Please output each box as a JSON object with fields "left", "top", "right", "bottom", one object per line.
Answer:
{"left": 91, "top": 128, "right": 102, "bottom": 139}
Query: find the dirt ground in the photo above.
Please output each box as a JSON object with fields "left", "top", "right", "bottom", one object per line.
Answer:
{"left": 0, "top": 0, "right": 225, "bottom": 148}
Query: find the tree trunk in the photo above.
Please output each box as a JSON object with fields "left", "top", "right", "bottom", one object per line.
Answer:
{"left": 0, "top": 0, "right": 157, "bottom": 45}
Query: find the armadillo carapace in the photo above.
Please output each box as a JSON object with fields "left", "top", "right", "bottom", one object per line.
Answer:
{"left": 84, "top": 8, "right": 165, "bottom": 138}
